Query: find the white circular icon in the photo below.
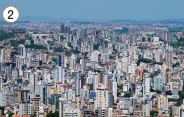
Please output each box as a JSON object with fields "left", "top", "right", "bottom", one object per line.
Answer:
{"left": 2, "top": 6, "right": 20, "bottom": 23}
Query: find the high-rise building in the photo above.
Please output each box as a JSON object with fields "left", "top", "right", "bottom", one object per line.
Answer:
{"left": 148, "top": 37, "right": 151, "bottom": 42}
{"left": 30, "top": 96, "right": 41, "bottom": 116}
{"left": 94, "top": 84, "right": 113, "bottom": 109}
{"left": 144, "top": 73, "right": 150, "bottom": 96}
{"left": 64, "top": 26, "right": 71, "bottom": 34}
{"left": 98, "top": 72, "right": 105, "bottom": 86}
{"left": 91, "top": 61, "right": 96, "bottom": 69}
{"left": 165, "top": 69, "right": 170, "bottom": 84}
{"left": 81, "top": 74, "right": 86, "bottom": 88}
{"left": 182, "top": 32, "right": 184, "bottom": 38}
{"left": 56, "top": 34, "right": 61, "bottom": 42}
{"left": 18, "top": 89, "right": 29, "bottom": 103}
{"left": 80, "top": 86, "right": 89, "bottom": 99}
{"left": 0, "top": 49, "right": 3, "bottom": 63}
{"left": 74, "top": 71, "right": 80, "bottom": 95}
{"left": 59, "top": 98, "right": 72, "bottom": 117}
{"left": 112, "top": 82, "right": 117, "bottom": 103}
{"left": 65, "top": 89, "right": 75, "bottom": 102}
{"left": 95, "top": 108, "right": 110, "bottom": 117}
{"left": 0, "top": 79, "right": 2, "bottom": 90}
{"left": 93, "top": 73, "right": 98, "bottom": 92}
{"left": 0, "top": 90, "right": 6, "bottom": 106}
{"left": 80, "top": 58, "right": 86, "bottom": 70}
{"left": 19, "top": 45, "right": 26, "bottom": 57}
{"left": 154, "top": 73, "right": 165, "bottom": 91}
{"left": 110, "top": 31, "right": 116, "bottom": 43}
{"left": 60, "top": 24, "right": 64, "bottom": 33}
{"left": 142, "top": 37, "right": 145, "bottom": 42}
{"left": 104, "top": 75, "right": 109, "bottom": 87}
{"left": 58, "top": 54, "right": 66, "bottom": 68}
{"left": 19, "top": 102, "right": 33, "bottom": 115}
{"left": 108, "top": 79, "right": 113, "bottom": 92}
{"left": 172, "top": 86, "right": 179, "bottom": 99}
{"left": 54, "top": 66, "right": 65, "bottom": 83}
{"left": 157, "top": 95, "right": 168, "bottom": 109}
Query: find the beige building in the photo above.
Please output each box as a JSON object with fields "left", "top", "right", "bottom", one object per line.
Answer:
{"left": 31, "top": 96, "right": 41, "bottom": 116}
{"left": 157, "top": 95, "right": 168, "bottom": 109}
{"left": 94, "top": 84, "right": 112, "bottom": 110}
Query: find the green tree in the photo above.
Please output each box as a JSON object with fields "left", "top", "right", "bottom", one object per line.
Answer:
{"left": 172, "top": 62, "right": 180, "bottom": 68}
{"left": 124, "top": 92, "right": 132, "bottom": 98}
{"left": 117, "top": 84, "right": 123, "bottom": 89}
{"left": 166, "top": 90, "right": 172, "bottom": 95}
{"left": 105, "top": 41, "right": 108, "bottom": 47}
{"left": 151, "top": 95, "right": 156, "bottom": 100}
{"left": 150, "top": 74, "right": 154, "bottom": 78}
{"left": 54, "top": 111, "right": 59, "bottom": 117}
{"left": 46, "top": 113, "right": 55, "bottom": 117}
{"left": 93, "top": 44, "right": 100, "bottom": 50}
{"left": 39, "top": 60, "right": 42, "bottom": 66}
{"left": 54, "top": 47, "right": 64, "bottom": 53}
{"left": 150, "top": 111, "right": 158, "bottom": 117}
{"left": 71, "top": 49, "right": 80, "bottom": 54}
{"left": 52, "top": 57, "right": 56, "bottom": 62}
{"left": 60, "top": 35, "right": 65, "bottom": 41}
{"left": 47, "top": 41, "right": 54, "bottom": 45}
{"left": 0, "top": 106, "right": 5, "bottom": 115}
{"left": 9, "top": 111, "right": 14, "bottom": 117}
{"left": 154, "top": 90, "right": 161, "bottom": 94}
{"left": 0, "top": 30, "right": 14, "bottom": 41}
{"left": 25, "top": 44, "right": 47, "bottom": 50}
{"left": 150, "top": 88, "right": 154, "bottom": 92}
{"left": 117, "top": 92, "right": 121, "bottom": 96}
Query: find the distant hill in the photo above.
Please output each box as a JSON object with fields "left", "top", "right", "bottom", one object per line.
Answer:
{"left": 159, "top": 19, "right": 184, "bottom": 24}
{"left": 18, "top": 16, "right": 78, "bottom": 22}
{"left": 0, "top": 16, "right": 93, "bottom": 22}
{"left": 0, "top": 16, "right": 184, "bottom": 23}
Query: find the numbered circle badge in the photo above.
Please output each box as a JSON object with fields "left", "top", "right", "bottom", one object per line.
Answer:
{"left": 2, "top": 6, "right": 20, "bottom": 23}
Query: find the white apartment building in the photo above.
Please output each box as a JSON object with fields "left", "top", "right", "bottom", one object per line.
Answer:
{"left": 95, "top": 84, "right": 112, "bottom": 110}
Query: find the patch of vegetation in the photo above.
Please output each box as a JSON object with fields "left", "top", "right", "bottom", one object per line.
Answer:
{"left": 109, "top": 55, "right": 115, "bottom": 59}
{"left": 150, "top": 74, "right": 154, "bottom": 78}
{"left": 93, "top": 44, "right": 100, "bottom": 50}
{"left": 114, "top": 28, "right": 128, "bottom": 33}
{"left": 151, "top": 95, "right": 156, "bottom": 100}
{"left": 54, "top": 47, "right": 64, "bottom": 53}
{"left": 172, "top": 62, "right": 180, "bottom": 68}
{"left": 68, "top": 42, "right": 73, "bottom": 49}
{"left": 123, "top": 92, "right": 132, "bottom": 98}
{"left": 71, "top": 49, "right": 80, "bottom": 54}
{"left": 10, "top": 40, "right": 25, "bottom": 47}
{"left": 154, "top": 90, "right": 161, "bottom": 94}
{"left": 117, "top": 84, "right": 123, "bottom": 89}
{"left": 60, "top": 35, "right": 65, "bottom": 41}
{"left": 150, "top": 111, "right": 158, "bottom": 117}
{"left": 10, "top": 52, "right": 18, "bottom": 58}
{"left": 137, "top": 57, "right": 163, "bottom": 66}
{"left": 46, "top": 111, "right": 59, "bottom": 117}
{"left": 0, "top": 30, "right": 14, "bottom": 41}
{"left": 27, "top": 37, "right": 34, "bottom": 44}
{"left": 170, "top": 38, "right": 184, "bottom": 48}
{"left": 52, "top": 57, "right": 56, "bottom": 62}
{"left": 25, "top": 44, "right": 47, "bottom": 50}
{"left": 5, "top": 62, "right": 16, "bottom": 68}
{"left": 0, "top": 106, "right": 5, "bottom": 115}
{"left": 166, "top": 90, "right": 172, "bottom": 95}
{"left": 47, "top": 41, "right": 54, "bottom": 45}
{"left": 105, "top": 41, "right": 108, "bottom": 47}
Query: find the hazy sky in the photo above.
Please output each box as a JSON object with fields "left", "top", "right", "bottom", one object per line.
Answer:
{"left": 1, "top": 0, "right": 184, "bottom": 21}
